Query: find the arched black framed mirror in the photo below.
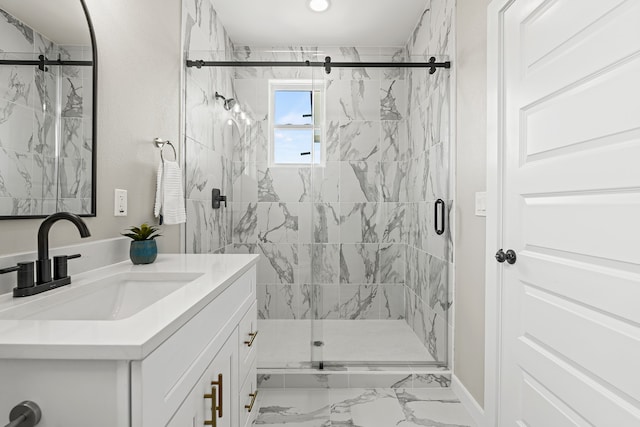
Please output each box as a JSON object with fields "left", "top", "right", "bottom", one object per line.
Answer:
{"left": 0, "top": 0, "right": 97, "bottom": 218}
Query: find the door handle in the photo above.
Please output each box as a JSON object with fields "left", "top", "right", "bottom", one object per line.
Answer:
{"left": 245, "top": 390, "right": 259, "bottom": 412}
{"left": 211, "top": 374, "right": 223, "bottom": 418}
{"left": 495, "top": 249, "right": 517, "bottom": 264}
{"left": 435, "top": 199, "right": 446, "bottom": 235}
{"left": 204, "top": 386, "right": 217, "bottom": 426}
{"left": 244, "top": 330, "right": 259, "bottom": 347}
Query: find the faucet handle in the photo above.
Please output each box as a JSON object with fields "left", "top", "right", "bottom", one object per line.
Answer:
{"left": 0, "top": 265, "right": 19, "bottom": 274}
{"left": 0, "top": 262, "right": 35, "bottom": 290}
{"left": 53, "top": 254, "right": 82, "bottom": 280}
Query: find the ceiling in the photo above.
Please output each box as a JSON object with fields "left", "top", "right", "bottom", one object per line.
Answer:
{"left": 0, "top": 0, "right": 91, "bottom": 45}
{"left": 212, "top": 0, "right": 429, "bottom": 47}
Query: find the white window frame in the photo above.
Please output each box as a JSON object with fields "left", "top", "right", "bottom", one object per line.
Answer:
{"left": 268, "top": 79, "right": 325, "bottom": 167}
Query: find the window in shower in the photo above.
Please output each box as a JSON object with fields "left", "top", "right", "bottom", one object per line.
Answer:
{"left": 269, "top": 80, "right": 324, "bottom": 165}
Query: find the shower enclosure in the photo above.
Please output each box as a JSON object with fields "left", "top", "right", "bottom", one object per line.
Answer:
{"left": 183, "top": 47, "right": 452, "bottom": 371}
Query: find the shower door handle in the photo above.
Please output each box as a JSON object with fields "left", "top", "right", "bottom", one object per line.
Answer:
{"left": 435, "top": 199, "right": 446, "bottom": 235}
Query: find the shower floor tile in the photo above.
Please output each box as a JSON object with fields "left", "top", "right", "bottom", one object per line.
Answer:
{"left": 254, "top": 388, "right": 476, "bottom": 426}
{"left": 259, "top": 319, "right": 434, "bottom": 368}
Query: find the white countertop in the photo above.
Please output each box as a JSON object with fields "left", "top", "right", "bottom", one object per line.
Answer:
{"left": 0, "top": 254, "right": 259, "bottom": 360}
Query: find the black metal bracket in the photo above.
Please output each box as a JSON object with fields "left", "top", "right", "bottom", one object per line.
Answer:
{"left": 38, "top": 55, "right": 48, "bottom": 72}
{"left": 324, "top": 56, "right": 332, "bottom": 74}
{"left": 428, "top": 56, "right": 450, "bottom": 74}
{"left": 190, "top": 59, "right": 205, "bottom": 69}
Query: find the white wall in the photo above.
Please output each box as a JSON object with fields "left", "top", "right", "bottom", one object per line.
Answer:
{"left": 454, "top": 0, "right": 490, "bottom": 407}
{"left": 0, "top": 0, "right": 182, "bottom": 256}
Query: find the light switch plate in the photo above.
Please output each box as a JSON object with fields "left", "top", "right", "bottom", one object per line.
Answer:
{"left": 475, "top": 192, "right": 487, "bottom": 217}
{"left": 114, "top": 189, "right": 127, "bottom": 216}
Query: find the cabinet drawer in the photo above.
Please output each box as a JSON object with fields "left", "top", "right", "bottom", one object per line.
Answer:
{"left": 238, "top": 300, "right": 257, "bottom": 382}
{"left": 134, "top": 267, "right": 255, "bottom": 427}
{"left": 239, "top": 359, "right": 258, "bottom": 427}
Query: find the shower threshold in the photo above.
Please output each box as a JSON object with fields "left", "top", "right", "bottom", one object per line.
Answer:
{"left": 258, "top": 319, "right": 443, "bottom": 369}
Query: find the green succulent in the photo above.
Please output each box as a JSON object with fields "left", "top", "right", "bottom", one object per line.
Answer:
{"left": 122, "top": 223, "right": 161, "bottom": 241}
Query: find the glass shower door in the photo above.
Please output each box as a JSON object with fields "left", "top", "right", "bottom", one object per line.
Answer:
{"left": 231, "top": 59, "right": 322, "bottom": 370}
{"left": 215, "top": 48, "right": 451, "bottom": 370}
{"left": 309, "top": 52, "right": 452, "bottom": 368}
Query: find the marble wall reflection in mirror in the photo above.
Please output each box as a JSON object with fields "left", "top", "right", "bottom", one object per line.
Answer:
{"left": 0, "top": 0, "right": 96, "bottom": 218}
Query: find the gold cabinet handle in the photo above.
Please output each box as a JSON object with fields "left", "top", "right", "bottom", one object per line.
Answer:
{"left": 211, "top": 373, "right": 223, "bottom": 418}
{"left": 204, "top": 385, "right": 217, "bottom": 426}
{"left": 244, "top": 330, "right": 259, "bottom": 347}
{"left": 245, "top": 390, "right": 259, "bottom": 413}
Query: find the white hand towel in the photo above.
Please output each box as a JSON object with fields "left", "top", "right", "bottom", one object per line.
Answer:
{"left": 154, "top": 160, "right": 186, "bottom": 225}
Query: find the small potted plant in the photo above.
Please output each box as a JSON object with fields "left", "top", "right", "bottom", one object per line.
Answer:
{"left": 122, "top": 223, "right": 161, "bottom": 265}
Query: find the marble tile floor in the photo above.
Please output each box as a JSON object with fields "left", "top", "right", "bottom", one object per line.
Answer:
{"left": 253, "top": 388, "right": 475, "bottom": 426}
{"left": 259, "top": 320, "right": 435, "bottom": 368}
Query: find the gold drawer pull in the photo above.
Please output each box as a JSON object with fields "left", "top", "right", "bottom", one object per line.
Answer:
{"left": 244, "top": 330, "right": 259, "bottom": 347}
{"left": 211, "top": 373, "right": 223, "bottom": 418}
{"left": 204, "top": 386, "right": 217, "bottom": 426}
{"left": 245, "top": 390, "right": 259, "bottom": 412}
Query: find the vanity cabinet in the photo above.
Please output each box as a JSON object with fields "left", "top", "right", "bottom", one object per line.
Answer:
{"left": 0, "top": 257, "right": 258, "bottom": 427}
{"left": 155, "top": 296, "right": 258, "bottom": 427}
{"left": 133, "top": 266, "right": 258, "bottom": 427}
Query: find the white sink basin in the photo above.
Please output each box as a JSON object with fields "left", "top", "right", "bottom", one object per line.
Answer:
{"left": 0, "top": 272, "right": 203, "bottom": 321}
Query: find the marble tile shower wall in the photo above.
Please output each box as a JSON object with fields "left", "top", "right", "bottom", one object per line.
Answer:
{"left": 0, "top": 10, "right": 92, "bottom": 215}
{"left": 183, "top": 0, "right": 237, "bottom": 254}
{"left": 403, "top": 0, "right": 454, "bottom": 363}
{"left": 229, "top": 47, "right": 410, "bottom": 322}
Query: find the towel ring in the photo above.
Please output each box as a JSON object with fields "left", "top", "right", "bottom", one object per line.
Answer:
{"left": 154, "top": 138, "right": 177, "bottom": 162}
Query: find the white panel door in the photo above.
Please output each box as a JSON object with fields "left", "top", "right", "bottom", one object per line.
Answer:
{"left": 499, "top": 0, "right": 640, "bottom": 425}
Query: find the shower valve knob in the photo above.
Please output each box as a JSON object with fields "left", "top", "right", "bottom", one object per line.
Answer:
{"left": 212, "top": 188, "right": 227, "bottom": 209}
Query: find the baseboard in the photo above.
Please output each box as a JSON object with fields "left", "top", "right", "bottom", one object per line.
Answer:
{"left": 452, "top": 375, "right": 485, "bottom": 427}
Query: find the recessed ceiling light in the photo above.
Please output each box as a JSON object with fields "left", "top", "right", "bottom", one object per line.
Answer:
{"left": 309, "top": 0, "right": 330, "bottom": 12}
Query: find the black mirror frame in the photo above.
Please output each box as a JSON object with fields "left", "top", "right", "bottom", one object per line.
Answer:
{"left": 0, "top": 0, "right": 98, "bottom": 220}
{"left": 82, "top": 0, "right": 98, "bottom": 219}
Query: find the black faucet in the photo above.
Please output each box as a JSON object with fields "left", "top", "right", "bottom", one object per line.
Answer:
{"left": 0, "top": 212, "right": 91, "bottom": 297}
{"left": 36, "top": 212, "right": 91, "bottom": 285}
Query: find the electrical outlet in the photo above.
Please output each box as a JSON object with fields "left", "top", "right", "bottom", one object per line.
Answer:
{"left": 114, "top": 189, "right": 127, "bottom": 216}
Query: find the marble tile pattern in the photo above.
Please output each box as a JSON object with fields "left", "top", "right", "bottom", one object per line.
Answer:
{"left": 0, "top": 10, "right": 92, "bottom": 215}
{"left": 182, "top": 0, "right": 455, "bottom": 365}
{"left": 183, "top": 0, "right": 237, "bottom": 254}
{"left": 228, "top": 46, "right": 414, "bottom": 323}
{"left": 403, "top": 0, "right": 454, "bottom": 365}
{"left": 254, "top": 388, "right": 475, "bottom": 426}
